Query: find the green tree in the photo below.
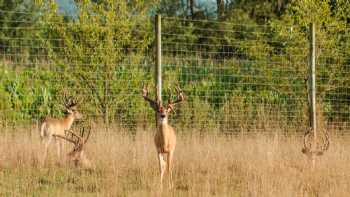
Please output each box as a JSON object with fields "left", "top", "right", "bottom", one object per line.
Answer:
{"left": 44, "top": 0, "right": 157, "bottom": 125}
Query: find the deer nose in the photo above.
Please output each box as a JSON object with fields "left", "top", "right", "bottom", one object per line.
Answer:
{"left": 160, "top": 114, "right": 166, "bottom": 118}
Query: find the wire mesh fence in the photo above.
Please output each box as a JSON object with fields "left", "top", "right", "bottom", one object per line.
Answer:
{"left": 0, "top": 10, "right": 350, "bottom": 133}
{"left": 0, "top": 9, "right": 155, "bottom": 129}
{"left": 161, "top": 17, "right": 309, "bottom": 132}
{"left": 317, "top": 25, "right": 350, "bottom": 131}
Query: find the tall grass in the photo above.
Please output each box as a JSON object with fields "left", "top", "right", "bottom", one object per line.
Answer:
{"left": 0, "top": 126, "right": 349, "bottom": 196}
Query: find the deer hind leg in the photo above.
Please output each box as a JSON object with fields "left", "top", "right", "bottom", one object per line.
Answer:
{"left": 158, "top": 152, "right": 166, "bottom": 189}
{"left": 167, "top": 151, "right": 174, "bottom": 189}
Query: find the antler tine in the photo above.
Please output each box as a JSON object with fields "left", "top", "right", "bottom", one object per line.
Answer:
{"left": 62, "top": 90, "right": 70, "bottom": 109}
{"left": 321, "top": 130, "right": 330, "bottom": 152}
{"left": 174, "top": 85, "right": 184, "bottom": 103}
{"left": 54, "top": 134, "right": 77, "bottom": 145}
{"left": 82, "top": 126, "right": 92, "bottom": 144}
{"left": 302, "top": 129, "right": 312, "bottom": 153}
{"left": 167, "top": 86, "right": 173, "bottom": 104}
{"left": 178, "top": 85, "right": 184, "bottom": 99}
{"left": 68, "top": 95, "right": 79, "bottom": 108}
{"left": 66, "top": 129, "right": 83, "bottom": 143}
{"left": 142, "top": 83, "right": 149, "bottom": 98}
{"left": 142, "top": 83, "right": 158, "bottom": 110}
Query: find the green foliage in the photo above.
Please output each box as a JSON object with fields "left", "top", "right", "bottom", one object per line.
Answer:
{"left": 1, "top": 0, "right": 350, "bottom": 131}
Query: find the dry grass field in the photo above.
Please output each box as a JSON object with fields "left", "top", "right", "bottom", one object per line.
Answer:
{"left": 0, "top": 126, "right": 349, "bottom": 197}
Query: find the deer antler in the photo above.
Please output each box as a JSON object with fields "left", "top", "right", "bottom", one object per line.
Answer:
{"left": 142, "top": 83, "right": 158, "bottom": 110}
{"left": 320, "top": 130, "right": 330, "bottom": 153}
{"left": 79, "top": 125, "right": 91, "bottom": 145}
{"left": 55, "top": 129, "right": 83, "bottom": 148}
{"left": 54, "top": 126, "right": 91, "bottom": 153}
{"left": 302, "top": 128, "right": 330, "bottom": 157}
{"left": 302, "top": 128, "right": 312, "bottom": 154}
{"left": 62, "top": 91, "right": 80, "bottom": 109}
{"left": 167, "top": 85, "right": 185, "bottom": 112}
{"left": 54, "top": 126, "right": 92, "bottom": 168}
{"left": 54, "top": 132, "right": 76, "bottom": 144}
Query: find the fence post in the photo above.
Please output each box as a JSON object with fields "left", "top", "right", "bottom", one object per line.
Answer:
{"left": 309, "top": 23, "right": 317, "bottom": 166}
{"left": 155, "top": 14, "right": 162, "bottom": 102}
{"left": 155, "top": 14, "right": 162, "bottom": 127}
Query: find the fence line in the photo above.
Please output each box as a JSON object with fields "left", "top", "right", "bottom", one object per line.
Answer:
{"left": 0, "top": 10, "right": 349, "bottom": 133}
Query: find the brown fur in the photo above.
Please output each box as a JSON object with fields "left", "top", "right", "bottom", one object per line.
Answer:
{"left": 155, "top": 123, "right": 176, "bottom": 153}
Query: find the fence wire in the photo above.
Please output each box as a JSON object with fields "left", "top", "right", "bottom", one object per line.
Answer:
{"left": 0, "top": 10, "right": 349, "bottom": 133}
{"left": 161, "top": 17, "right": 309, "bottom": 132}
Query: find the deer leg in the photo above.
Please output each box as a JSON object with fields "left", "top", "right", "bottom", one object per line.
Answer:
{"left": 55, "top": 138, "right": 62, "bottom": 165}
{"left": 80, "top": 151, "right": 92, "bottom": 168}
{"left": 41, "top": 135, "right": 52, "bottom": 166}
{"left": 167, "top": 151, "right": 174, "bottom": 189}
{"left": 158, "top": 152, "right": 166, "bottom": 189}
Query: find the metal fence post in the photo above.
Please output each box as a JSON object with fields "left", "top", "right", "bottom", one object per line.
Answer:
{"left": 155, "top": 14, "right": 162, "bottom": 127}
{"left": 309, "top": 23, "right": 317, "bottom": 166}
{"left": 155, "top": 14, "right": 162, "bottom": 103}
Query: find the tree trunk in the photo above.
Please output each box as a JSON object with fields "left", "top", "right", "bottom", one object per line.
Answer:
{"left": 217, "top": 0, "right": 225, "bottom": 20}
{"left": 188, "top": 0, "right": 194, "bottom": 19}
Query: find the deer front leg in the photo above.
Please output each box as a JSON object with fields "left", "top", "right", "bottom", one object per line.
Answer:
{"left": 158, "top": 152, "right": 166, "bottom": 189}
{"left": 55, "top": 139, "right": 62, "bottom": 158}
{"left": 55, "top": 138, "right": 63, "bottom": 165}
{"left": 167, "top": 151, "right": 174, "bottom": 189}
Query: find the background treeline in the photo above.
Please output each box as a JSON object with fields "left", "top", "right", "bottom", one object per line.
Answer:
{"left": 1, "top": 0, "right": 350, "bottom": 132}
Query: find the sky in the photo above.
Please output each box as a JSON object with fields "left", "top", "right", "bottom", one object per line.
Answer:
{"left": 56, "top": 0, "right": 77, "bottom": 17}
{"left": 55, "top": 0, "right": 218, "bottom": 17}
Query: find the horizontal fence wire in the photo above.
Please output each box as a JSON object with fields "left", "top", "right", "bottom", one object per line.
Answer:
{"left": 0, "top": 10, "right": 349, "bottom": 133}
{"left": 316, "top": 25, "right": 350, "bottom": 131}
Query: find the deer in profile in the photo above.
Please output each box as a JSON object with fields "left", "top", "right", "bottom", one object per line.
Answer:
{"left": 53, "top": 125, "right": 92, "bottom": 168}
{"left": 39, "top": 92, "right": 83, "bottom": 164}
{"left": 142, "top": 84, "right": 184, "bottom": 189}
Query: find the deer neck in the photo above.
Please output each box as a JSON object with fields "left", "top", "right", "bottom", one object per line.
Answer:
{"left": 157, "top": 116, "right": 169, "bottom": 131}
{"left": 63, "top": 113, "right": 75, "bottom": 130}
{"left": 157, "top": 115, "right": 168, "bottom": 126}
